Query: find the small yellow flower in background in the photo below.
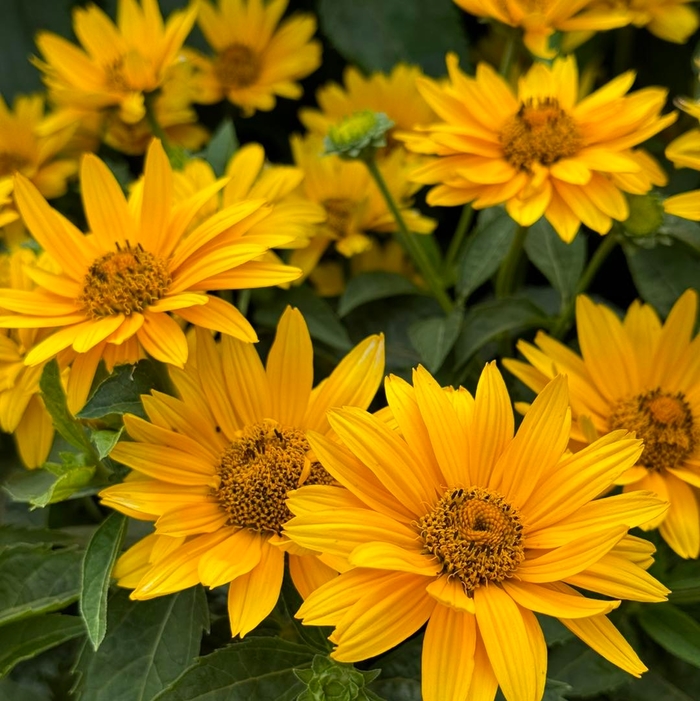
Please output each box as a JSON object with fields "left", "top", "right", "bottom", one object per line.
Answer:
{"left": 0, "top": 138, "right": 301, "bottom": 414}
{"left": 663, "top": 100, "right": 700, "bottom": 220}
{"left": 188, "top": 0, "right": 322, "bottom": 116}
{"left": 401, "top": 55, "right": 675, "bottom": 242}
{"left": 100, "top": 308, "right": 385, "bottom": 636}
{"left": 505, "top": 290, "right": 700, "bottom": 558}
{"left": 285, "top": 363, "right": 668, "bottom": 701}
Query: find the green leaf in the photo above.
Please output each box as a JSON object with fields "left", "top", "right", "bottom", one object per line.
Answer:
{"left": 542, "top": 679, "right": 573, "bottom": 701}
{"left": 666, "top": 562, "right": 700, "bottom": 604}
{"left": 0, "top": 613, "right": 85, "bottom": 676}
{"left": 80, "top": 513, "right": 128, "bottom": 651}
{"left": 659, "top": 214, "right": 700, "bottom": 254}
{"left": 0, "top": 677, "right": 51, "bottom": 701}
{"left": 454, "top": 298, "right": 548, "bottom": 369}
{"left": 370, "top": 635, "right": 421, "bottom": 701}
{"left": 0, "top": 526, "right": 77, "bottom": 549}
{"left": 610, "top": 670, "right": 696, "bottom": 701}
{"left": 408, "top": 309, "right": 463, "bottom": 372}
{"left": 524, "top": 218, "right": 586, "bottom": 309}
{"left": 638, "top": 603, "right": 700, "bottom": 669}
{"left": 0, "top": 545, "right": 82, "bottom": 626}
{"left": 153, "top": 638, "right": 315, "bottom": 701}
{"left": 201, "top": 119, "right": 239, "bottom": 177}
{"left": 338, "top": 272, "right": 421, "bottom": 318}
{"left": 456, "top": 207, "right": 517, "bottom": 303}
{"left": 73, "top": 587, "right": 209, "bottom": 701}
{"left": 317, "top": 0, "right": 469, "bottom": 76}
{"left": 91, "top": 428, "right": 124, "bottom": 460}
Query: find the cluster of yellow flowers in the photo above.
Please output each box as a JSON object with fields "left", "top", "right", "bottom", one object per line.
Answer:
{"left": 1, "top": 1, "right": 700, "bottom": 700}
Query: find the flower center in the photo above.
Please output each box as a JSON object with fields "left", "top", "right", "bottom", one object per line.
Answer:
{"left": 78, "top": 242, "right": 171, "bottom": 317}
{"left": 418, "top": 486, "right": 524, "bottom": 596}
{"left": 0, "top": 152, "right": 31, "bottom": 178}
{"left": 215, "top": 43, "right": 260, "bottom": 90}
{"left": 500, "top": 98, "right": 582, "bottom": 171}
{"left": 608, "top": 389, "right": 697, "bottom": 472}
{"left": 322, "top": 198, "right": 356, "bottom": 238}
{"left": 214, "top": 421, "right": 334, "bottom": 534}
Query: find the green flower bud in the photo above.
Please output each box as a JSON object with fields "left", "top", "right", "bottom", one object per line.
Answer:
{"left": 622, "top": 193, "right": 665, "bottom": 238}
{"left": 324, "top": 111, "right": 394, "bottom": 160}
{"left": 295, "top": 655, "right": 381, "bottom": 701}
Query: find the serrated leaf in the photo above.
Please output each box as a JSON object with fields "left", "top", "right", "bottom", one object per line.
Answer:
{"left": 0, "top": 613, "right": 85, "bottom": 676}
{"left": 73, "top": 587, "right": 209, "bottom": 701}
{"left": 80, "top": 513, "right": 128, "bottom": 651}
{"left": 456, "top": 207, "right": 517, "bottom": 303}
{"left": 454, "top": 298, "right": 548, "bottom": 369}
{"left": 152, "top": 638, "right": 315, "bottom": 701}
{"left": 408, "top": 309, "right": 463, "bottom": 372}
{"left": 201, "top": 119, "right": 239, "bottom": 177}
{"left": 91, "top": 428, "right": 124, "bottom": 460}
{"left": 638, "top": 603, "right": 700, "bottom": 669}
{"left": 338, "top": 272, "right": 421, "bottom": 317}
{"left": 524, "top": 218, "right": 586, "bottom": 309}
{"left": 0, "top": 545, "right": 82, "bottom": 626}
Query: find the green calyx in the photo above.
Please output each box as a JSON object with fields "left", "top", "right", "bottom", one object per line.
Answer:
{"left": 324, "top": 110, "right": 394, "bottom": 160}
{"left": 294, "top": 655, "right": 381, "bottom": 701}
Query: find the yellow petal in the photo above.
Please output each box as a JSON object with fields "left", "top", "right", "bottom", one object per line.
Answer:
{"left": 425, "top": 575, "right": 475, "bottom": 614}
{"left": 502, "top": 580, "right": 619, "bottom": 618}
{"left": 199, "top": 528, "right": 263, "bottom": 588}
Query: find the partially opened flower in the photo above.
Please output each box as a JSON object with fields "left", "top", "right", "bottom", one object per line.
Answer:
{"left": 285, "top": 364, "right": 668, "bottom": 701}
{"left": 401, "top": 55, "right": 675, "bottom": 242}
{"left": 505, "top": 290, "right": 700, "bottom": 558}
{"left": 0, "top": 138, "right": 300, "bottom": 412}
{"left": 101, "top": 308, "right": 385, "bottom": 636}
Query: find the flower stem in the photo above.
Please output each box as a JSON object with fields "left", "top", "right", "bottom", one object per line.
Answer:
{"left": 364, "top": 157, "right": 453, "bottom": 313}
{"left": 495, "top": 224, "right": 528, "bottom": 298}
{"left": 144, "top": 91, "right": 170, "bottom": 147}
{"left": 499, "top": 29, "right": 519, "bottom": 79}
{"left": 445, "top": 204, "right": 474, "bottom": 273}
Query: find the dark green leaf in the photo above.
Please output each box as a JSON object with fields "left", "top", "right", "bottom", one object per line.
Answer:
{"left": 0, "top": 545, "right": 82, "bottom": 626}
{"left": 408, "top": 309, "right": 463, "bottom": 372}
{"left": 370, "top": 635, "right": 421, "bottom": 701}
{"left": 73, "top": 587, "right": 209, "bottom": 701}
{"left": 338, "top": 272, "right": 421, "bottom": 317}
{"left": 666, "top": 562, "right": 700, "bottom": 604}
{"left": 524, "top": 218, "right": 586, "bottom": 309}
{"left": 659, "top": 214, "right": 700, "bottom": 254}
{"left": 153, "top": 637, "right": 315, "bottom": 701}
{"left": 0, "top": 613, "right": 85, "bottom": 676}
{"left": 542, "top": 679, "right": 573, "bottom": 701}
{"left": 318, "top": 0, "right": 469, "bottom": 76}
{"left": 0, "top": 677, "right": 50, "bottom": 701}
{"left": 278, "top": 572, "right": 332, "bottom": 655}
{"left": 91, "top": 428, "right": 124, "bottom": 460}
{"left": 0, "top": 526, "right": 76, "bottom": 549}
{"left": 538, "top": 615, "right": 574, "bottom": 647}
{"left": 201, "top": 119, "right": 239, "bottom": 177}
{"left": 456, "top": 207, "right": 517, "bottom": 303}
{"left": 610, "top": 670, "right": 695, "bottom": 701}
{"left": 638, "top": 603, "right": 700, "bottom": 669}
{"left": 454, "top": 298, "right": 548, "bottom": 369}
{"left": 80, "top": 513, "right": 128, "bottom": 651}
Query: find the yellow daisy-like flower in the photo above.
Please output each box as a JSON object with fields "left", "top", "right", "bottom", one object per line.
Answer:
{"left": 452, "top": 0, "right": 630, "bottom": 58}
{"left": 284, "top": 363, "right": 668, "bottom": 701}
{"left": 505, "top": 290, "right": 700, "bottom": 558}
{"left": 663, "top": 115, "right": 700, "bottom": 220}
{"left": 0, "top": 138, "right": 301, "bottom": 413}
{"left": 402, "top": 55, "right": 675, "bottom": 242}
{"left": 188, "top": 0, "right": 322, "bottom": 116}
{"left": 100, "top": 308, "right": 385, "bottom": 636}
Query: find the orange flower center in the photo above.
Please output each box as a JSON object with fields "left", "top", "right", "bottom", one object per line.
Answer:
{"left": 500, "top": 98, "right": 582, "bottom": 171}
{"left": 418, "top": 486, "right": 524, "bottom": 595}
{"left": 215, "top": 43, "right": 261, "bottom": 90}
{"left": 608, "top": 388, "right": 697, "bottom": 472}
{"left": 0, "top": 152, "right": 31, "bottom": 178}
{"left": 322, "top": 198, "right": 357, "bottom": 238}
{"left": 215, "top": 420, "right": 333, "bottom": 534}
{"left": 79, "top": 242, "right": 171, "bottom": 317}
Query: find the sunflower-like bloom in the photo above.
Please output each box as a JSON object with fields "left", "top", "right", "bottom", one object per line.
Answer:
{"left": 0, "top": 138, "right": 301, "bottom": 413}
{"left": 452, "top": 0, "right": 630, "bottom": 58}
{"left": 663, "top": 104, "right": 700, "bottom": 220}
{"left": 284, "top": 364, "right": 668, "bottom": 701}
{"left": 188, "top": 0, "right": 322, "bottom": 116}
{"left": 100, "top": 308, "right": 385, "bottom": 636}
{"left": 401, "top": 55, "right": 675, "bottom": 242}
{"left": 505, "top": 291, "right": 700, "bottom": 559}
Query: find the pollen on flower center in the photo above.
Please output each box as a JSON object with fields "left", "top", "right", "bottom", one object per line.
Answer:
{"left": 215, "top": 43, "right": 261, "bottom": 89}
{"left": 500, "top": 98, "right": 582, "bottom": 171}
{"left": 418, "top": 486, "right": 524, "bottom": 596}
{"left": 0, "top": 152, "right": 30, "bottom": 177}
{"left": 215, "top": 421, "right": 334, "bottom": 534}
{"left": 322, "top": 198, "right": 357, "bottom": 238}
{"left": 79, "top": 242, "right": 171, "bottom": 317}
{"left": 608, "top": 388, "right": 697, "bottom": 471}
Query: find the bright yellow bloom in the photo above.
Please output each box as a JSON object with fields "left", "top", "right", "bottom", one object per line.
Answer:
{"left": 505, "top": 291, "right": 700, "bottom": 559}
{"left": 0, "top": 138, "right": 300, "bottom": 414}
{"left": 188, "top": 0, "right": 322, "bottom": 116}
{"left": 100, "top": 308, "right": 385, "bottom": 636}
{"left": 452, "top": 0, "right": 630, "bottom": 58}
{"left": 663, "top": 106, "right": 700, "bottom": 220}
{"left": 285, "top": 364, "right": 668, "bottom": 701}
{"left": 402, "top": 55, "right": 675, "bottom": 242}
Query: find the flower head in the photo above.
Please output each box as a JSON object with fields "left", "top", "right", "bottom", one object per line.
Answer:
{"left": 285, "top": 364, "right": 668, "bottom": 701}
{"left": 505, "top": 290, "right": 700, "bottom": 558}
{"left": 401, "top": 55, "right": 675, "bottom": 242}
{"left": 100, "top": 308, "right": 385, "bottom": 636}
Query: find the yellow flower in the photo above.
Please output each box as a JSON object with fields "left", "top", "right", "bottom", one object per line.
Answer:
{"left": 663, "top": 115, "right": 700, "bottom": 220}
{"left": 0, "top": 138, "right": 300, "bottom": 414}
{"left": 100, "top": 308, "right": 385, "bottom": 636}
{"left": 285, "top": 364, "right": 668, "bottom": 701}
{"left": 452, "top": 0, "right": 630, "bottom": 58}
{"left": 504, "top": 290, "right": 700, "bottom": 558}
{"left": 188, "top": 0, "right": 322, "bottom": 116}
{"left": 402, "top": 55, "right": 675, "bottom": 242}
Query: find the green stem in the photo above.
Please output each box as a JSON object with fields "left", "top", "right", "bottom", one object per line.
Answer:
{"left": 364, "top": 157, "right": 453, "bottom": 313}
{"left": 499, "top": 29, "right": 519, "bottom": 78}
{"left": 144, "top": 91, "right": 170, "bottom": 148}
{"left": 495, "top": 224, "right": 528, "bottom": 298}
{"left": 445, "top": 204, "right": 474, "bottom": 273}
{"left": 237, "top": 289, "right": 251, "bottom": 317}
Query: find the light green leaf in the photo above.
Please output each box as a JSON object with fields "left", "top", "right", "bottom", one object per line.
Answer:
{"left": 91, "top": 428, "right": 124, "bottom": 460}
{"left": 338, "top": 272, "right": 421, "bottom": 318}
{"left": 638, "top": 603, "right": 700, "bottom": 669}
{"left": 408, "top": 309, "right": 463, "bottom": 372}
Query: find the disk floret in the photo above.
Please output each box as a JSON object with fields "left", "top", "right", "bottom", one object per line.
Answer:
{"left": 215, "top": 44, "right": 261, "bottom": 89}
